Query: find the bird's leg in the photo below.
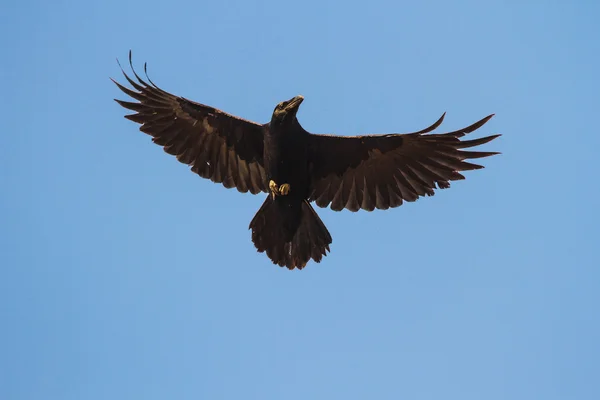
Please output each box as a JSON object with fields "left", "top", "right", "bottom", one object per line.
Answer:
{"left": 269, "top": 180, "right": 279, "bottom": 200}
{"left": 279, "top": 183, "right": 291, "bottom": 196}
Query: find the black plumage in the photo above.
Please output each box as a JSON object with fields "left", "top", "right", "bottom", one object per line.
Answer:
{"left": 113, "top": 52, "right": 500, "bottom": 270}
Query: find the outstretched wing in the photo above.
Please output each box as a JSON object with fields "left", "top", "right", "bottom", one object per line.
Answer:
{"left": 112, "top": 52, "right": 267, "bottom": 194}
{"left": 307, "top": 113, "right": 500, "bottom": 212}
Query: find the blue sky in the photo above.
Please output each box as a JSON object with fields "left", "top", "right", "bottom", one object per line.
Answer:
{"left": 2, "top": 0, "right": 599, "bottom": 399}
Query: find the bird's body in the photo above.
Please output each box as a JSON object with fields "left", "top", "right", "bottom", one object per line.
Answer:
{"left": 113, "top": 52, "right": 500, "bottom": 270}
{"left": 264, "top": 109, "right": 310, "bottom": 200}
{"left": 251, "top": 96, "right": 332, "bottom": 267}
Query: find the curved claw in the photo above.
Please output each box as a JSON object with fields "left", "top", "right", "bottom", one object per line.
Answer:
{"left": 279, "top": 183, "right": 291, "bottom": 196}
{"left": 269, "top": 180, "right": 278, "bottom": 199}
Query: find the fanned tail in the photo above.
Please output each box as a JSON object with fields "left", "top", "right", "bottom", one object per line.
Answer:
{"left": 249, "top": 196, "right": 332, "bottom": 270}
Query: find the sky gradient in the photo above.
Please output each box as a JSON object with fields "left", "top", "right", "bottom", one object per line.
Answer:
{"left": 2, "top": 0, "right": 599, "bottom": 399}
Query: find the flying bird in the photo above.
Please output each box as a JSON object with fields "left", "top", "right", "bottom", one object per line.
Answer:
{"left": 112, "top": 52, "right": 500, "bottom": 270}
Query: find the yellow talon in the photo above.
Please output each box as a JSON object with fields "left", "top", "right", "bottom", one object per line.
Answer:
{"left": 269, "top": 180, "right": 278, "bottom": 192}
{"left": 269, "top": 180, "right": 278, "bottom": 199}
{"left": 279, "top": 183, "right": 291, "bottom": 196}
{"left": 269, "top": 180, "right": 290, "bottom": 198}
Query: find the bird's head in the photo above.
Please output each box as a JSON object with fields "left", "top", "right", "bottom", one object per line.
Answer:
{"left": 271, "top": 95, "right": 304, "bottom": 124}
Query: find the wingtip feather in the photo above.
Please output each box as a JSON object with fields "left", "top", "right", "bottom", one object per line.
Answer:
{"left": 414, "top": 112, "right": 447, "bottom": 135}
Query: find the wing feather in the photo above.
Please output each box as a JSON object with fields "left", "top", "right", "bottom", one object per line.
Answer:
{"left": 112, "top": 51, "right": 266, "bottom": 194}
{"left": 308, "top": 114, "right": 500, "bottom": 211}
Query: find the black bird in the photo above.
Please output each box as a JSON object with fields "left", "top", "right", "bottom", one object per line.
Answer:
{"left": 112, "top": 52, "right": 500, "bottom": 270}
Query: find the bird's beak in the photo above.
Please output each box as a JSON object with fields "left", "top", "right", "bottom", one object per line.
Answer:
{"left": 286, "top": 95, "right": 304, "bottom": 111}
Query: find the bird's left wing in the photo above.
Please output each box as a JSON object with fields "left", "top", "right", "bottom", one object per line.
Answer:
{"left": 112, "top": 53, "right": 267, "bottom": 194}
{"left": 307, "top": 113, "right": 500, "bottom": 212}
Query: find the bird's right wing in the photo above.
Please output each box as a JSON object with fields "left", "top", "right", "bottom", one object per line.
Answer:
{"left": 112, "top": 53, "right": 268, "bottom": 194}
{"left": 307, "top": 114, "right": 500, "bottom": 211}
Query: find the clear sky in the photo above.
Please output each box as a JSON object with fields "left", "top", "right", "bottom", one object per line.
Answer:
{"left": 2, "top": 0, "right": 599, "bottom": 399}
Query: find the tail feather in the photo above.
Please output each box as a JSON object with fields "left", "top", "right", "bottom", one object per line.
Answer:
{"left": 249, "top": 196, "right": 332, "bottom": 270}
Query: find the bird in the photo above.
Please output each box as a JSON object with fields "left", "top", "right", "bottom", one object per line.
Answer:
{"left": 112, "top": 52, "right": 501, "bottom": 270}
